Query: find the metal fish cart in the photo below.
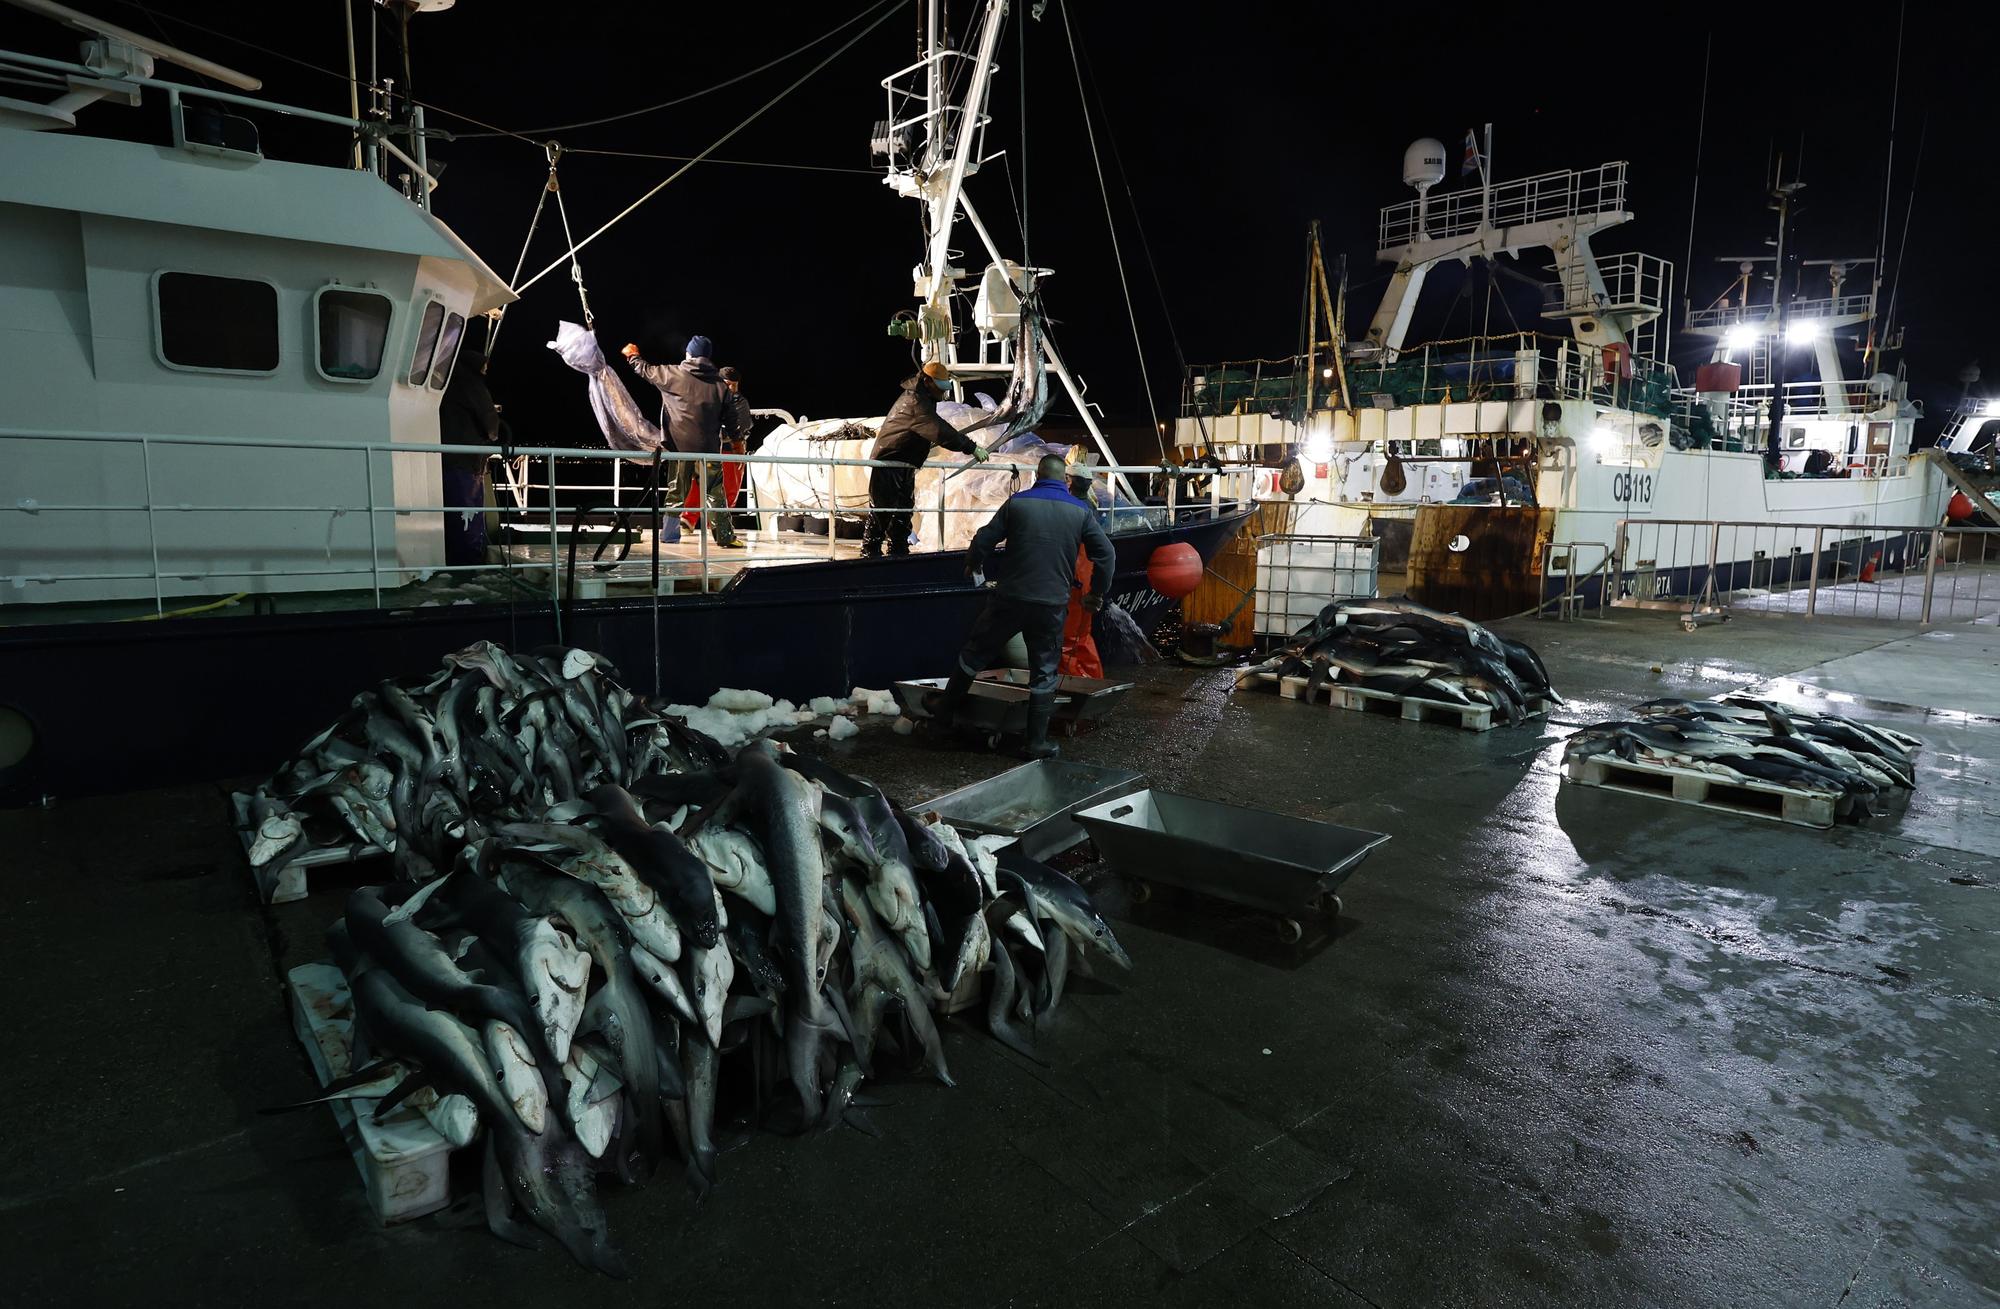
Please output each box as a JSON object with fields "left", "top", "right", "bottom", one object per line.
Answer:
{"left": 1074, "top": 790, "right": 1391, "bottom": 942}
{"left": 892, "top": 671, "right": 1136, "bottom": 748}
{"left": 922, "top": 758, "right": 1145, "bottom": 860}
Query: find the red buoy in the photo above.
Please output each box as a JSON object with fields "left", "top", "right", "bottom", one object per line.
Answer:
{"left": 1145, "top": 542, "right": 1204, "bottom": 598}
{"left": 1947, "top": 491, "right": 1975, "bottom": 522}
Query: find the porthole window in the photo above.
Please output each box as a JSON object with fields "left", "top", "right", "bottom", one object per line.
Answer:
{"left": 407, "top": 300, "right": 445, "bottom": 386}
{"left": 153, "top": 271, "right": 279, "bottom": 374}
{"left": 428, "top": 311, "right": 466, "bottom": 390}
{"left": 314, "top": 286, "right": 393, "bottom": 382}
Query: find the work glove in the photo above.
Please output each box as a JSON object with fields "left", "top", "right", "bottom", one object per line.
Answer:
{"left": 1082, "top": 594, "right": 1104, "bottom": 612}
{"left": 621, "top": 343, "right": 640, "bottom": 360}
{"left": 969, "top": 569, "right": 986, "bottom": 587}
{"left": 970, "top": 447, "right": 989, "bottom": 463}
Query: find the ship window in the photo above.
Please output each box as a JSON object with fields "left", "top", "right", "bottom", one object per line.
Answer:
{"left": 152, "top": 272, "right": 279, "bottom": 374}
{"left": 314, "top": 287, "right": 392, "bottom": 383}
{"left": 407, "top": 300, "right": 446, "bottom": 386}
{"left": 428, "top": 312, "right": 466, "bottom": 390}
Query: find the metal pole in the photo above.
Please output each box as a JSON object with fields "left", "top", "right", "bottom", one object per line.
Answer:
{"left": 936, "top": 465, "right": 947, "bottom": 548}
{"left": 140, "top": 437, "right": 162, "bottom": 615}
{"left": 697, "top": 456, "right": 710, "bottom": 589}
{"left": 1919, "top": 526, "right": 1940, "bottom": 624}
{"left": 364, "top": 447, "right": 381, "bottom": 608}
{"left": 342, "top": 0, "right": 362, "bottom": 168}
{"left": 1806, "top": 526, "right": 1823, "bottom": 618}
{"left": 410, "top": 104, "right": 430, "bottom": 212}
{"left": 649, "top": 451, "right": 661, "bottom": 595}
{"left": 546, "top": 457, "right": 562, "bottom": 641}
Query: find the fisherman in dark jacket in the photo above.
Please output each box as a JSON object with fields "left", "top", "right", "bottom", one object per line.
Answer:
{"left": 620, "top": 334, "right": 743, "bottom": 547}
{"left": 928, "top": 454, "right": 1115, "bottom": 759}
{"left": 438, "top": 349, "right": 499, "bottom": 566}
{"left": 863, "top": 359, "right": 988, "bottom": 557}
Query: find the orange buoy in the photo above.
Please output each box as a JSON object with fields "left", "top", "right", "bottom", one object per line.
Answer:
{"left": 1859, "top": 556, "right": 1877, "bottom": 584}
{"left": 1145, "top": 542, "right": 1203, "bottom": 598}
{"left": 1946, "top": 491, "right": 1975, "bottom": 522}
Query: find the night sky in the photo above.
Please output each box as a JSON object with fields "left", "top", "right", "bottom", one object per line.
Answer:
{"left": 22, "top": 0, "right": 1997, "bottom": 456}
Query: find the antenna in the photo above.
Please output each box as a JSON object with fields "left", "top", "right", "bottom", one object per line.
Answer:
{"left": 2, "top": 0, "right": 262, "bottom": 90}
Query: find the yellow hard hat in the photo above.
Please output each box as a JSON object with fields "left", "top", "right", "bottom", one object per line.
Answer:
{"left": 921, "top": 360, "right": 954, "bottom": 383}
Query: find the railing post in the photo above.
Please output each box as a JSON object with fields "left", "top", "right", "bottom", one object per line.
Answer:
{"left": 1705, "top": 521, "right": 1722, "bottom": 613}
{"left": 364, "top": 447, "right": 380, "bottom": 608}
{"left": 696, "top": 455, "right": 710, "bottom": 589}
{"left": 937, "top": 461, "right": 948, "bottom": 548}
{"left": 140, "top": 436, "right": 163, "bottom": 615}
{"left": 1166, "top": 466, "right": 1178, "bottom": 523}
{"left": 649, "top": 450, "right": 661, "bottom": 596}
{"left": 1806, "top": 526, "right": 1823, "bottom": 619}
{"left": 545, "top": 453, "right": 562, "bottom": 641}
{"left": 1919, "top": 526, "right": 1940, "bottom": 625}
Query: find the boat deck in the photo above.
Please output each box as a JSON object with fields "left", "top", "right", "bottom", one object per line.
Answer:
{"left": 498, "top": 523, "right": 875, "bottom": 587}
{"left": 7, "top": 609, "right": 1999, "bottom": 1304}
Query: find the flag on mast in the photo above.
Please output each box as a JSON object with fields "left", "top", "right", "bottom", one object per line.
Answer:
{"left": 1460, "top": 128, "right": 1487, "bottom": 182}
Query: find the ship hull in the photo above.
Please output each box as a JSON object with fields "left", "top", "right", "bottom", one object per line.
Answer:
{"left": 0, "top": 507, "right": 1251, "bottom": 800}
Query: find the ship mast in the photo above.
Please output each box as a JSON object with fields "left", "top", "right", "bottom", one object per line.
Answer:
{"left": 879, "top": 0, "right": 1137, "bottom": 498}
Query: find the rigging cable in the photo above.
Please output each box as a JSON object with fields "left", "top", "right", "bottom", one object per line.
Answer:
{"left": 1867, "top": 0, "right": 1906, "bottom": 365}
{"left": 1058, "top": 0, "right": 1164, "bottom": 458}
{"left": 1881, "top": 112, "right": 1927, "bottom": 351}
{"left": 484, "top": 143, "right": 561, "bottom": 361}
{"left": 451, "top": 0, "right": 901, "bottom": 138}
{"left": 1681, "top": 31, "right": 1711, "bottom": 311}
{"left": 513, "top": 0, "right": 905, "bottom": 297}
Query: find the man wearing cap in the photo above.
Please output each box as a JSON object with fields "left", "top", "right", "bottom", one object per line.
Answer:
{"left": 620, "top": 334, "right": 744, "bottom": 548}
{"left": 863, "top": 359, "right": 988, "bottom": 558}
{"left": 926, "top": 453, "right": 1114, "bottom": 759}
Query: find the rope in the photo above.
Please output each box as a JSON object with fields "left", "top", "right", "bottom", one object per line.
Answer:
{"left": 1881, "top": 112, "right": 1927, "bottom": 349}
{"left": 1867, "top": 0, "right": 1906, "bottom": 365}
{"left": 563, "top": 146, "right": 876, "bottom": 175}
{"left": 548, "top": 150, "right": 594, "bottom": 327}
{"left": 1058, "top": 0, "right": 1164, "bottom": 458}
{"left": 451, "top": 0, "right": 899, "bottom": 138}
{"left": 513, "top": 0, "right": 902, "bottom": 298}
{"left": 485, "top": 143, "right": 560, "bottom": 360}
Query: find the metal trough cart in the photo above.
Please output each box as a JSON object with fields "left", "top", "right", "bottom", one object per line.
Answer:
{"left": 1073, "top": 790, "right": 1390, "bottom": 942}
{"left": 921, "top": 759, "right": 1145, "bottom": 861}
{"left": 892, "top": 671, "right": 1136, "bottom": 747}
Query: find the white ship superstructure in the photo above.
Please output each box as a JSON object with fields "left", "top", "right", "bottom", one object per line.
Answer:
{"left": 1172, "top": 142, "right": 1947, "bottom": 602}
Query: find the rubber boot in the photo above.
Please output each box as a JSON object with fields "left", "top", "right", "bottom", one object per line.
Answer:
{"left": 923, "top": 669, "right": 976, "bottom": 726}
{"left": 1018, "top": 692, "right": 1059, "bottom": 761}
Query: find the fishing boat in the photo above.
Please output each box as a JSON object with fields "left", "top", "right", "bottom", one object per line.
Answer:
{"left": 0, "top": 0, "right": 1250, "bottom": 801}
{"left": 1173, "top": 138, "right": 1948, "bottom": 617}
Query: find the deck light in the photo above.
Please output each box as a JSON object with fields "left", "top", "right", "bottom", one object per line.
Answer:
{"left": 1786, "top": 320, "right": 1821, "bottom": 344}
{"left": 1724, "top": 325, "right": 1757, "bottom": 351}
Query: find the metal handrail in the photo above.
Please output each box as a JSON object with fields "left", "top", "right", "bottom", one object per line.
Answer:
{"left": 0, "top": 425, "right": 1261, "bottom": 613}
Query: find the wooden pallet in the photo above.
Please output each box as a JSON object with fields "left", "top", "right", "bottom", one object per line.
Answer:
{"left": 1261, "top": 672, "right": 1553, "bottom": 732}
{"left": 1559, "top": 752, "right": 1838, "bottom": 829}
{"left": 233, "top": 793, "right": 383, "bottom": 905}
{"left": 286, "top": 963, "right": 459, "bottom": 1224}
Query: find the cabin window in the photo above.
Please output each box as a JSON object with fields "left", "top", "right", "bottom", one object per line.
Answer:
{"left": 428, "top": 312, "right": 466, "bottom": 390}
{"left": 152, "top": 272, "right": 279, "bottom": 374}
{"left": 406, "top": 300, "right": 446, "bottom": 386}
{"left": 314, "top": 287, "right": 393, "bottom": 382}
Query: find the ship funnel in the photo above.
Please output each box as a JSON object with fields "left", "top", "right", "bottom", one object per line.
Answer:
{"left": 1403, "top": 138, "right": 1447, "bottom": 192}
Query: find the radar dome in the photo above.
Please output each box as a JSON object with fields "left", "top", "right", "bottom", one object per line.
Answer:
{"left": 1403, "top": 138, "right": 1447, "bottom": 191}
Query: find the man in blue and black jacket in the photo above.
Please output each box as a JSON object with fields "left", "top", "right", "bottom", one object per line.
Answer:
{"left": 929, "top": 454, "right": 1116, "bottom": 758}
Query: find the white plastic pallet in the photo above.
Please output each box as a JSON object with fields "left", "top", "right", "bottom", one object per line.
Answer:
{"left": 286, "top": 962, "right": 458, "bottom": 1224}
{"left": 233, "top": 792, "right": 381, "bottom": 904}
{"left": 1559, "top": 751, "right": 1838, "bottom": 829}
{"left": 1260, "top": 672, "right": 1552, "bottom": 732}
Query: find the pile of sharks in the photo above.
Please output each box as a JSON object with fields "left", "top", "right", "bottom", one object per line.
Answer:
{"left": 1240, "top": 598, "right": 1562, "bottom": 724}
{"left": 1566, "top": 695, "right": 1920, "bottom": 820}
{"left": 250, "top": 642, "right": 1130, "bottom": 1276}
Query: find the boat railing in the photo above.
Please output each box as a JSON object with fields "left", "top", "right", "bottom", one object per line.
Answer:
{"left": 1377, "top": 161, "right": 1628, "bottom": 249}
{"left": 1609, "top": 517, "right": 2000, "bottom": 626}
{"left": 0, "top": 427, "right": 1259, "bottom": 622}
{"left": 1686, "top": 292, "right": 1876, "bottom": 333}
{"left": 1342, "top": 333, "right": 1678, "bottom": 417}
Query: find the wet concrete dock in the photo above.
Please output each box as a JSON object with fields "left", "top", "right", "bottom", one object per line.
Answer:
{"left": 3, "top": 609, "right": 1996, "bottom": 1306}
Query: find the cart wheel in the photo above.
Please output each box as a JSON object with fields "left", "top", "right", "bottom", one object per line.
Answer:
{"left": 986, "top": 732, "right": 1003, "bottom": 750}
{"left": 1323, "top": 894, "right": 1344, "bottom": 921}
{"left": 1275, "top": 917, "right": 1304, "bottom": 945}
{"left": 1128, "top": 879, "right": 1152, "bottom": 905}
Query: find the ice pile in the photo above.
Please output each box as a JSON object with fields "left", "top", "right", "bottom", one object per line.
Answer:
{"left": 664, "top": 686, "right": 902, "bottom": 749}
